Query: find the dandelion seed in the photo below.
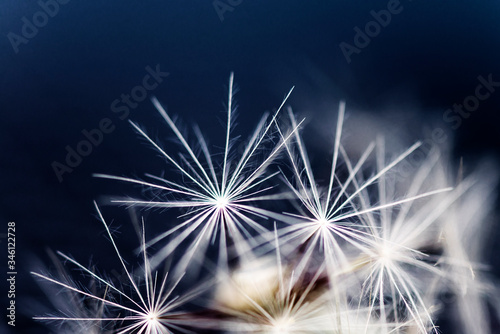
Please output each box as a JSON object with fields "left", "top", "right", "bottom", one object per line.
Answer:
{"left": 276, "top": 102, "right": 426, "bottom": 278}
{"left": 33, "top": 250, "right": 109, "bottom": 334}
{"left": 350, "top": 144, "right": 459, "bottom": 334}
{"left": 32, "top": 202, "right": 205, "bottom": 334}
{"left": 437, "top": 159, "right": 500, "bottom": 334}
{"left": 212, "top": 226, "right": 335, "bottom": 333}
{"left": 96, "top": 73, "right": 299, "bottom": 276}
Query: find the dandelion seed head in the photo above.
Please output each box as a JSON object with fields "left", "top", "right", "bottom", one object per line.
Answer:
{"left": 37, "top": 75, "right": 499, "bottom": 334}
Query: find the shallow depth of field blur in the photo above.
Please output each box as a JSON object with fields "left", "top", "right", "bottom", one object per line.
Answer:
{"left": 1, "top": 1, "right": 500, "bottom": 333}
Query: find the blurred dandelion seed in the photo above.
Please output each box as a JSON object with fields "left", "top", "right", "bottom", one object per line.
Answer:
{"left": 212, "top": 226, "right": 334, "bottom": 333}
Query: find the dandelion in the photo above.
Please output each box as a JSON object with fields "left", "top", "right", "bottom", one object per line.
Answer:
{"left": 211, "top": 227, "right": 334, "bottom": 333}
{"left": 276, "top": 103, "right": 436, "bottom": 277}
{"left": 211, "top": 226, "right": 414, "bottom": 333}
{"left": 32, "top": 202, "right": 205, "bottom": 334}
{"left": 274, "top": 103, "right": 464, "bottom": 333}
{"left": 345, "top": 145, "right": 457, "bottom": 334}
{"left": 33, "top": 74, "right": 500, "bottom": 333}
{"left": 437, "top": 159, "right": 500, "bottom": 334}
{"left": 33, "top": 250, "right": 109, "bottom": 334}
{"left": 96, "top": 73, "right": 299, "bottom": 275}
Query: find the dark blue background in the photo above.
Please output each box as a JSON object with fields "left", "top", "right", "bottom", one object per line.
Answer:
{"left": 1, "top": 1, "right": 500, "bottom": 333}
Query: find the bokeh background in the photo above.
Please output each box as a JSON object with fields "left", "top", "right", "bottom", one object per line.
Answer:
{"left": 1, "top": 1, "right": 500, "bottom": 332}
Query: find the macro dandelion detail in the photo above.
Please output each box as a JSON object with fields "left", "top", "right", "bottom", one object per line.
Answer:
{"left": 95, "top": 73, "right": 298, "bottom": 276}
{"left": 210, "top": 227, "right": 334, "bottom": 333}
{"left": 33, "top": 74, "right": 500, "bottom": 333}
{"left": 275, "top": 104, "right": 435, "bottom": 274}
{"left": 32, "top": 202, "right": 205, "bottom": 334}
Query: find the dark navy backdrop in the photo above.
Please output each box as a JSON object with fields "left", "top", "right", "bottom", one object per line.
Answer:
{"left": 1, "top": 1, "right": 500, "bottom": 332}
